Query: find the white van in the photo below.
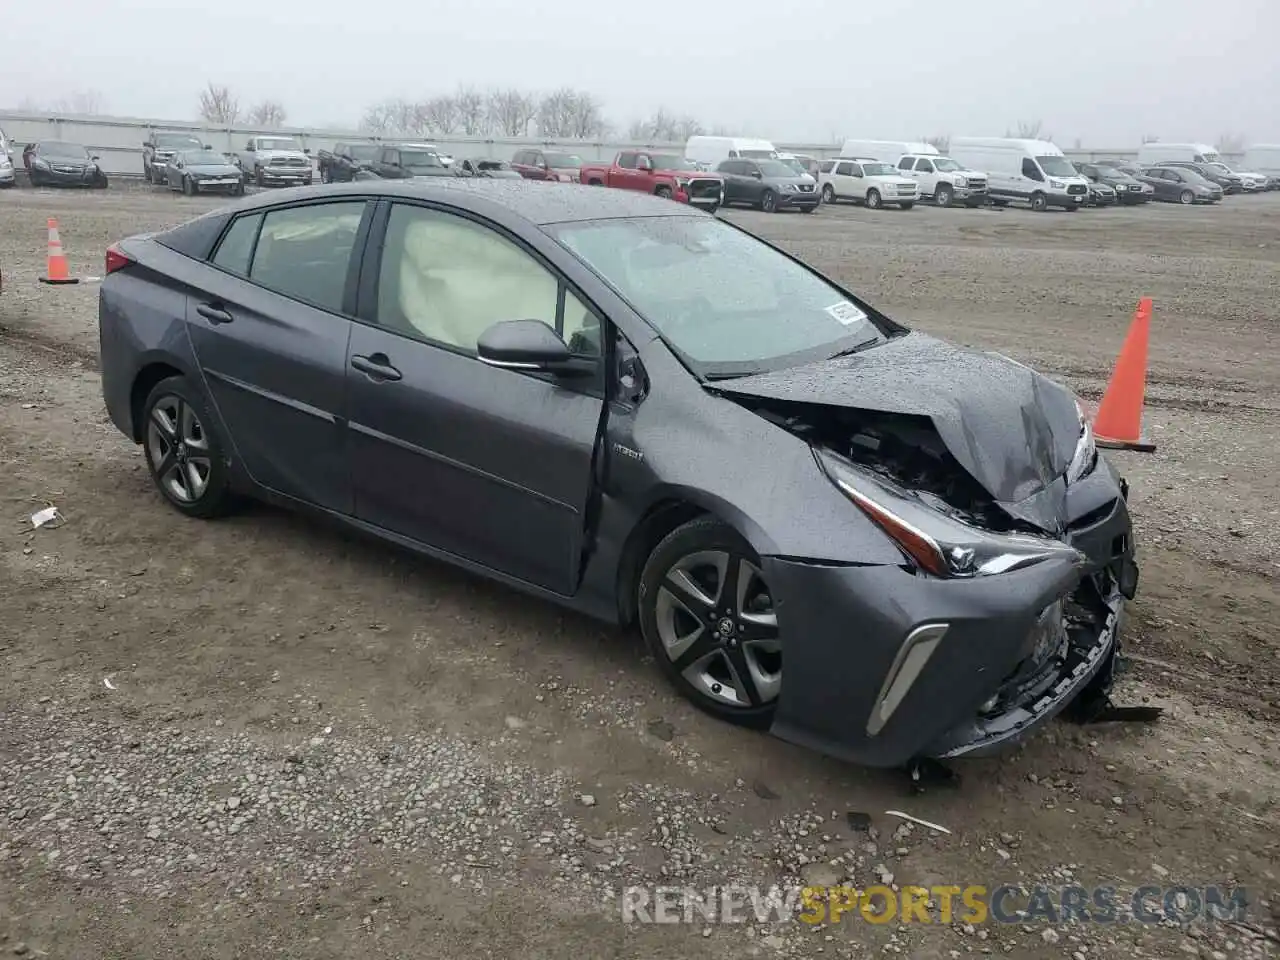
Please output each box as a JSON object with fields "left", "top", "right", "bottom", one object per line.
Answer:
{"left": 840, "top": 140, "right": 939, "bottom": 161}
{"left": 949, "top": 137, "right": 1090, "bottom": 211}
{"left": 684, "top": 136, "right": 778, "bottom": 168}
{"left": 1242, "top": 145, "right": 1280, "bottom": 183}
{"left": 1136, "top": 142, "right": 1220, "bottom": 166}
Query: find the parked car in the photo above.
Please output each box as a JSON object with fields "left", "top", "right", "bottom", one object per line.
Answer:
{"left": 511, "top": 148, "right": 583, "bottom": 183}
{"left": 579, "top": 151, "right": 723, "bottom": 212}
{"left": 1073, "top": 162, "right": 1153, "bottom": 204}
{"left": 1135, "top": 142, "right": 1222, "bottom": 166}
{"left": 233, "top": 135, "right": 313, "bottom": 188}
{"left": 949, "top": 138, "right": 1089, "bottom": 211}
{"left": 369, "top": 144, "right": 459, "bottom": 179}
{"left": 1076, "top": 171, "right": 1116, "bottom": 207}
{"left": 1200, "top": 161, "right": 1266, "bottom": 192}
{"left": 25, "top": 140, "right": 108, "bottom": 188}
{"left": 317, "top": 143, "right": 381, "bottom": 183}
{"left": 0, "top": 125, "right": 14, "bottom": 189}
{"left": 894, "top": 154, "right": 989, "bottom": 207}
{"left": 165, "top": 148, "right": 245, "bottom": 196}
{"left": 716, "top": 157, "right": 820, "bottom": 212}
{"left": 1160, "top": 161, "right": 1241, "bottom": 194}
{"left": 817, "top": 158, "right": 919, "bottom": 209}
{"left": 457, "top": 158, "right": 523, "bottom": 179}
{"left": 776, "top": 152, "right": 821, "bottom": 180}
{"left": 1137, "top": 166, "right": 1223, "bottom": 204}
{"left": 97, "top": 179, "right": 1139, "bottom": 769}
{"left": 1242, "top": 145, "right": 1280, "bottom": 187}
{"left": 143, "top": 131, "right": 205, "bottom": 185}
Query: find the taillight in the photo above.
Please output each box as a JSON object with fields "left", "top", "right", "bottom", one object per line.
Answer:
{"left": 105, "top": 244, "right": 133, "bottom": 275}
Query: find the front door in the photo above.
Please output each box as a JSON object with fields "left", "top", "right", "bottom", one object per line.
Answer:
{"left": 345, "top": 201, "right": 607, "bottom": 596}
{"left": 186, "top": 198, "right": 369, "bottom": 513}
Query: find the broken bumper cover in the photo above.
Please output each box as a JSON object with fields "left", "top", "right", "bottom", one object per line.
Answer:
{"left": 762, "top": 466, "right": 1137, "bottom": 768}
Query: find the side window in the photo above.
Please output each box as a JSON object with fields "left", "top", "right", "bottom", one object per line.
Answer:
{"left": 835, "top": 162, "right": 854, "bottom": 176}
{"left": 820, "top": 160, "right": 835, "bottom": 174}
{"left": 848, "top": 163, "right": 863, "bottom": 177}
{"left": 211, "top": 213, "right": 263, "bottom": 276}
{"left": 897, "top": 157, "right": 913, "bottom": 170}
{"left": 916, "top": 159, "right": 935, "bottom": 172}
{"left": 1167, "top": 170, "right": 1183, "bottom": 182}
{"left": 248, "top": 202, "right": 366, "bottom": 313}
{"left": 617, "top": 152, "right": 636, "bottom": 169}
{"left": 1021, "top": 158, "right": 1043, "bottom": 181}
{"left": 375, "top": 204, "right": 601, "bottom": 358}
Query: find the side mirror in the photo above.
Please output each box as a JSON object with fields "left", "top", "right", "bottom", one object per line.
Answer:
{"left": 637, "top": 157, "right": 652, "bottom": 172}
{"left": 304, "top": 148, "right": 312, "bottom": 155}
{"left": 92, "top": 155, "right": 100, "bottom": 161}
{"left": 477, "top": 319, "right": 591, "bottom": 375}
{"left": 751, "top": 170, "right": 762, "bottom": 179}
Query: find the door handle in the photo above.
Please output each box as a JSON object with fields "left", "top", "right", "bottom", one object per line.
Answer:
{"left": 351, "top": 353, "right": 402, "bottom": 382}
{"left": 196, "top": 303, "right": 233, "bottom": 325}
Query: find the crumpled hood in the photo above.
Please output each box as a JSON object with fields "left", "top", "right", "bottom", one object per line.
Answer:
{"left": 712, "top": 332, "right": 1084, "bottom": 532}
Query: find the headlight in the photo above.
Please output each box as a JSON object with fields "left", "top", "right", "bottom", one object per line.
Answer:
{"left": 1066, "top": 399, "right": 1097, "bottom": 485}
{"left": 814, "top": 447, "right": 1086, "bottom": 579}
{"left": 955, "top": 176, "right": 967, "bottom": 186}
{"left": 1048, "top": 178, "right": 1065, "bottom": 189}
{"left": 781, "top": 183, "right": 796, "bottom": 191}
{"left": 674, "top": 177, "right": 690, "bottom": 189}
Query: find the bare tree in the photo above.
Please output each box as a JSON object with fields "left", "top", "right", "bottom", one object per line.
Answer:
{"left": 486, "top": 88, "right": 537, "bottom": 137}
{"left": 454, "top": 87, "right": 487, "bottom": 135}
{"left": 923, "top": 134, "right": 950, "bottom": 154}
{"left": 1217, "top": 131, "right": 1246, "bottom": 154}
{"left": 537, "top": 88, "right": 607, "bottom": 139}
{"left": 246, "top": 100, "right": 288, "bottom": 128}
{"left": 360, "top": 99, "right": 421, "bottom": 136}
{"left": 628, "top": 109, "right": 705, "bottom": 142}
{"left": 199, "top": 83, "right": 240, "bottom": 125}
{"left": 57, "top": 90, "right": 105, "bottom": 115}
{"left": 418, "top": 96, "right": 461, "bottom": 134}
{"left": 1008, "top": 119, "right": 1045, "bottom": 139}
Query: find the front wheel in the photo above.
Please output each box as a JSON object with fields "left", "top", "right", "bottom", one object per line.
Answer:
{"left": 821, "top": 183, "right": 835, "bottom": 203}
{"left": 1030, "top": 192, "right": 1048, "bottom": 212}
{"left": 639, "top": 517, "right": 782, "bottom": 729}
{"left": 759, "top": 189, "right": 777, "bottom": 212}
{"left": 141, "top": 376, "right": 238, "bottom": 519}
{"left": 655, "top": 185, "right": 672, "bottom": 200}
{"left": 255, "top": 167, "right": 264, "bottom": 187}
{"left": 1179, "top": 190, "right": 1194, "bottom": 205}
{"left": 934, "top": 184, "right": 953, "bottom": 207}
{"left": 899, "top": 202, "right": 914, "bottom": 211}
{"left": 865, "top": 189, "right": 882, "bottom": 209}
{"left": 182, "top": 176, "right": 194, "bottom": 196}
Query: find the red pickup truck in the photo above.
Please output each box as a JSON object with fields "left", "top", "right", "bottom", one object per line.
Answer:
{"left": 580, "top": 150, "right": 724, "bottom": 211}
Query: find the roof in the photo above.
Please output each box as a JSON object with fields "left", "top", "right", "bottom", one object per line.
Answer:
{"left": 224, "top": 178, "right": 703, "bottom": 225}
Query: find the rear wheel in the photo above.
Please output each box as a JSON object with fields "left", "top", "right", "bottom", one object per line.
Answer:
{"left": 141, "top": 376, "right": 237, "bottom": 519}
{"left": 865, "top": 189, "right": 882, "bottom": 209}
{"left": 899, "top": 202, "right": 914, "bottom": 211}
{"left": 1030, "top": 191, "right": 1048, "bottom": 212}
{"left": 639, "top": 518, "right": 781, "bottom": 729}
{"left": 255, "top": 166, "right": 264, "bottom": 187}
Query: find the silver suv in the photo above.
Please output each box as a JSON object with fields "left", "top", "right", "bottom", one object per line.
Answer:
{"left": 0, "top": 127, "right": 16, "bottom": 188}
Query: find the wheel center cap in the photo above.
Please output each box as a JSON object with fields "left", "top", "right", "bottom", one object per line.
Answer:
{"left": 717, "top": 617, "right": 735, "bottom": 639}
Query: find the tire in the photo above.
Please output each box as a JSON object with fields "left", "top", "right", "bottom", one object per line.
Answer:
{"left": 760, "top": 189, "right": 777, "bottom": 212}
{"left": 821, "top": 183, "right": 835, "bottom": 203}
{"left": 655, "top": 185, "right": 672, "bottom": 200}
{"left": 255, "top": 166, "right": 264, "bottom": 187}
{"left": 899, "top": 202, "right": 914, "bottom": 211}
{"left": 638, "top": 517, "right": 781, "bottom": 729}
{"left": 233, "top": 182, "right": 245, "bottom": 197}
{"left": 588, "top": 179, "right": 603, "bottom": 186}
{"left": 1030, "top": 192, "right": 1048, "bottom": 212}
{"left": 1179, "top": 190, "right": 1194, "bottom": 205}
{"left": 865, "top": 189, "right": 882, "bottom": 210}
{"left": 182, "top": 176, "right": 194, "bottom": 196}
{"left": 141, "top": 376, "right": 238, "bottom": 519}
{"left": 934, "top": 184, "right": 953, "bottom": 207}
{"left": 800, "top": 205, "right": 815, "bottom": 214}
{"left": 320, "top": 167, "right": 331, "bottom": 184}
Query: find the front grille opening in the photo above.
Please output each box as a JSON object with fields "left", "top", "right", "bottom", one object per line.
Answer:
{"left": 1068, "top": 498, "right": 1118, "bottom": 533}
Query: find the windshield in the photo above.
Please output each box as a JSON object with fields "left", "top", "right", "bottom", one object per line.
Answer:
{"left": 40, "top": 141, "right": 89, "bottom": 159}
{"left": 1036, "top": 155, "right": 1078, "bottom": 177}
{"left": 476, "top": 160, "right": 510, "bottom": 170}
{"left": 1093, "top": 165, "right": 1123, "bottom": 177}
{"left": 932, "top": 158, "right": 962, "bottom": 171}
{"left": 649, "top": 154, "right": 699, "bottom": 171}
{"left": 860, "top": 162, "right": 898, "bottom": 177}
{"left": 259, "top": 138, "right": 301, "bottom": 151}
{"left": 543, "top": 152, "right": 582, "bottom": 169}
{"left": 347, "top": 145, "right": 380, "bottom": 163}
{"left": 740, "top": 149, "right": 777, "bottom": 159}
{"left": 402, "top": 150, "right": 444, "bottom": 169}
{"left": 180, "top": 150, "right": 224, "bottom": 164}
{"left": 754, "top": 160, "right": 798, "bottom": 178}
{"left": 778, "top": 157, "right": 807, "bottom": 175}
{"left": 548, "top": 216, "right": 887, "bottom": 377}
{"left": 156, "top": 134, "right": 203, "bottom": 150}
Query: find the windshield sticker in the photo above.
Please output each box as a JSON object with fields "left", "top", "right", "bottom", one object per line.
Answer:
{"left": 826, "top": 301, "right": 866, "bottom": 325}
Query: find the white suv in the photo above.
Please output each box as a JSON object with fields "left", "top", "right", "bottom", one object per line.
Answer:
{"left": 818, "top": 158, "right": 919, "bottom": 209}
{"left": 895, "top": 154, "right": 987, "bottom": 207}
{"left": 0, "top": 127, "right": 15, "bottom": 188}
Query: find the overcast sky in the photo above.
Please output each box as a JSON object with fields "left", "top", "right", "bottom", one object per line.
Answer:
{"left": 2, "top": 0, "right": 1277, "bottom": 145}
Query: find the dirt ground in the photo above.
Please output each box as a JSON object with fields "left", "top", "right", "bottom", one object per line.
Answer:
{"left": 1, "top": 182, "right": 1277, "bottom": 959}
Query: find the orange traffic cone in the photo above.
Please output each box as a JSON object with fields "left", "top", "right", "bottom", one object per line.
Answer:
{"left": 1092, "top": 297, "right": 1155, "bottom": 452}
{"left": 39, "top": 218, "right": 80, "bottom": 285}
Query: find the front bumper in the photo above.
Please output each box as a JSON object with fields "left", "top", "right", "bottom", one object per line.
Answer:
{"left": 1090, "top": 190, "right": 1117, "bottom": 205}
{"left": 0, "top": 165, "right": 14, "bottom": 185}
{"left": 259, "top": 166, "right": 313, "bottom": 183}
{"left": 31, "top": 166, "right": 103, "bottom": 186}
{"left": 776, "top": 188, "right": 821, "bottom": 208}
{"left": 764, "top": 458, "right": 1137, "bottom": 768}
{"left": 1050, "top": 190, "right": 1088, "bottom": 207}
{"left": 952, "top": 183, "right": 988, "bottom": 202}
{"left": 189, "top": 177, "right": 244, "bottom": 193}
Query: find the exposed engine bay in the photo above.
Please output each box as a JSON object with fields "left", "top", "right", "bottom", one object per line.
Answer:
{"left": 733, "top": 397, "right": 1040, "bottom": 534}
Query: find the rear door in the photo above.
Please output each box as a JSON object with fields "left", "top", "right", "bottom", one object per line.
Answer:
{"left": 345, "top": 200, "right": 607, "bottom": 596}
{"left": 185, "top": 198, "right": 371, "bottom": 513}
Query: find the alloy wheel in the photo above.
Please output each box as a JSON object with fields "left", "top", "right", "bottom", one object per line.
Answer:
{"left": 822, "top": 184, "right": 835, "bottom": 203}
{"left": 866, "top": 189, "right": 881, "bottom": 209}
{"left": 761, "top": 190, "right": 777, "bottom": 212}
{"left": 1180, "top": 190, "right": 1194, "bottom": 205}
{"left": 146, "top": 395, "right": 213, "bottom": 504}
{"left": 654, "top": 549, "right": 781, "bottom": 709}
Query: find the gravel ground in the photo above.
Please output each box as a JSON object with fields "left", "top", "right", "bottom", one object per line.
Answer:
{"left": 1, "top": 181, "right": 1277, "bottom": 959}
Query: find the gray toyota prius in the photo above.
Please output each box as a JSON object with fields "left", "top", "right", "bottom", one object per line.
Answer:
{"left": 98, "top": 179, "right": 1140, "bottom": 769}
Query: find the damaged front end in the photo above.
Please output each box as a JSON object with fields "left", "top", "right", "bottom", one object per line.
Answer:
{"left": 720, "top": 376, "right": 1142, "bottom": 764}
